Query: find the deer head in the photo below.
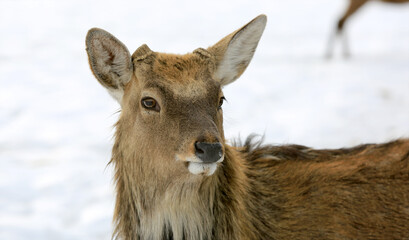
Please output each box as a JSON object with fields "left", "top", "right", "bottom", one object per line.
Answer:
{"left": 86, "top": 15, "right": 266, "bottom": 179}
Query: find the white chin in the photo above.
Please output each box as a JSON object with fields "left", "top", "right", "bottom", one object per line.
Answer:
{"left": 188, "top": 162, "right": 218, "bottom": 176}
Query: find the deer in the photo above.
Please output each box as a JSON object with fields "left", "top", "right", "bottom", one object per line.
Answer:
{"left": 326, "top": 0, "right": 409, "bottom": 58}
{"left": 86, "top": 15, "right": 409, "bottom": 240}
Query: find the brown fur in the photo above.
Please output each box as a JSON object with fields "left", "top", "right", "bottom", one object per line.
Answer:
{"left": 86, "top": 15, "right": 409, "bottom": 240}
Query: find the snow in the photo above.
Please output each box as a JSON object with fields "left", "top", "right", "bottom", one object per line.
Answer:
{"left": 1, "top": 0, "right": 408, "bottom": 239}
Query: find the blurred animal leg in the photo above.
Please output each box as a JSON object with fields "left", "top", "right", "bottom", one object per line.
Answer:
{"left": 328, "top": 0, "right": 369, "bottom": 58}
{"left": 325, "top": 28, "right": 338, "bottom": 59}
{"left": 341, "top": 30, "right": 351, "bottom": 58}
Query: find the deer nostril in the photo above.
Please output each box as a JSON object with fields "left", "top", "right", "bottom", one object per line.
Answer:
{"left": 195, "top": 144, "right": 204, "bottom": 154}
{"left": 195, "top": 142, "right": 205, "bottom": 154}
{"left": 194, "top": 142, "right": 223, "bottom": 163}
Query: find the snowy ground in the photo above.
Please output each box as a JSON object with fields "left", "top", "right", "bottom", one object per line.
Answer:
{"left": 1, "top": 0, "right": 408, "bottom": 239}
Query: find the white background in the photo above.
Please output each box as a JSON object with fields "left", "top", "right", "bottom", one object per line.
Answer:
{"left": 1, "top": 0, "right": 408, "bottom": 239}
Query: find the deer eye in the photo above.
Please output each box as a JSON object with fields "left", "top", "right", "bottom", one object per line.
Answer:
{"left": 218, "top": 96, "right": 226, "bottom": 110}
{"left": 141, "top": 97, "right": 160, "bottom": 112}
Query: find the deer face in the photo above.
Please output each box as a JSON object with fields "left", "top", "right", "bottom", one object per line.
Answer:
{"left": 86, "top": 15, "right": 266, "bottom": 176}
{"left": 122, "top": 51, "right": 225, "bottom": 176}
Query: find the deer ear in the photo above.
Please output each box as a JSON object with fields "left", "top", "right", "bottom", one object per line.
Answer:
{"left": 86, "top": 28, "right": 133, "bottom": 104}
{"left": 207, "top": 15, "right": 267, "bottom": 86}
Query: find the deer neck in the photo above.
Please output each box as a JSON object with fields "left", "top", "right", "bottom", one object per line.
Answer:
{"left": 111, "top": 134, "right": 252, "bottom": 239}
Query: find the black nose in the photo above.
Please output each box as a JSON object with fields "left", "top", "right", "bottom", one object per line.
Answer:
{"left": 195, "top": 142, "right": 223, "bottom": 163}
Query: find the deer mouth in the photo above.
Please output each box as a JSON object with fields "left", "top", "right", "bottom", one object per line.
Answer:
{"left": 188, "top": 155, "right": 224, "bottom": 176}
{"left": 188, "top": 162, "right": 219, "bottom": 176}
{"left": 176, "top": 155, "right": 224, "bottom": 176}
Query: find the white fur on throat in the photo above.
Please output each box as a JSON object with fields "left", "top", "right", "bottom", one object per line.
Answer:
{"left": 138, "top": 180, "right": 215, "bottom": 240}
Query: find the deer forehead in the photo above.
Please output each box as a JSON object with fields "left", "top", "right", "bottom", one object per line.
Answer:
{"left": 134, "top": 52, "right": 218, "bottom": 99}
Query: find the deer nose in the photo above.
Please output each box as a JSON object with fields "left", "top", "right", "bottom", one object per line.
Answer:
{"left": 194, "top": 142, "right": 223, "bottom": 163}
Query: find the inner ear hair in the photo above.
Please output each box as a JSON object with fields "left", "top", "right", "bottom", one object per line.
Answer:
{"left": 86, "top": 28, "right": 133, "bottom": 90}
{"left": 207, "top": 14, "right": 267, "bottom": 86}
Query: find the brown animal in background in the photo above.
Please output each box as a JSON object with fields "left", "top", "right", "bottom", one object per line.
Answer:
{"left": 86, "top": 15, "right": 409, "bottom": 239}
{"left": 326, "top": 0, "right": 409, "bottom": 58}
